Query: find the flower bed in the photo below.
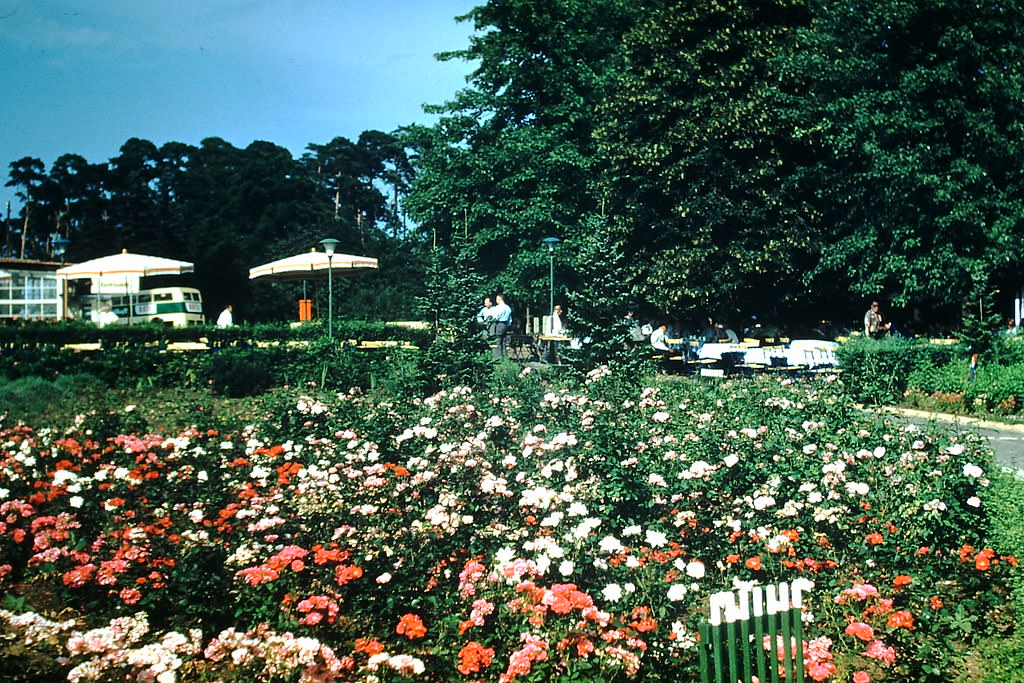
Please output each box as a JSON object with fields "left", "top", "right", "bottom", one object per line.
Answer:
{"left": 0, "top": 372, "right": 1017, "bottom": 681}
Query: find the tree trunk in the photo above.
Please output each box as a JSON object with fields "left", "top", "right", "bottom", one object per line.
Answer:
{"left": 19, "top": 205, "right": 30, "bottom": 259}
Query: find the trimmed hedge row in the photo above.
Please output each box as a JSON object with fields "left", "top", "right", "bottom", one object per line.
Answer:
{"left": 0, "top": 320, "right": 446, "bottom": 398}
{"left": 0, "top": 320, "right": 434, "bottom": 349}
{"left": 836, "top": 335, "right": 965, "bottom": 405}
{"left": 837, "top": 334, "right": 1024, "bottom": 416}
{"left": 1, "top": 341, "right": 432, "bottom": 398}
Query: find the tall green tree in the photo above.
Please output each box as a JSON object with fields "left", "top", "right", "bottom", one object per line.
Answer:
{"left": 793, "top": 0, "right": 1024, "bottom": 323}
{"left": 4, "top": 157, "right": 47, "bottom": 258}
{"left": 104, "top": 138, "right": 162, "bottom": 254}
{"left": 597, "top": 0, "right": 814, "bottom": 326}
{"left": 171, "top": 137, "right": 325, "bottom": 319}
{"left": 46, "top": 154, "right": 109, "bottom": 261}
{"left": 405, "top": 0, "right": 647, "bottom": 314}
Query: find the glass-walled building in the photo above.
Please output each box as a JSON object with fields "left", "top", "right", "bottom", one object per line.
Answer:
{"left": 0, "top": 259, "right": 63, "bottom": 320}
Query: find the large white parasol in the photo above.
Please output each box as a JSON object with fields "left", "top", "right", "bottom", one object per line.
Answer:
{"left": 248, "top": 249, "right": 378, "bottom": 282}
{"left": 56, "top": 249, "right": 195, "bottom": 323}
{"left": 56, "top": 249, "right": 194, "bottom": 280}
{"left": 249, "top": 247, "right": 378, "bottom": 324}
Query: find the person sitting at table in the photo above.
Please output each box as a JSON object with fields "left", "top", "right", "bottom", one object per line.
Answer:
{"left": 715, "top": 322, "right": 739, "bottom": 343}
{"left": 624, "top": 310, "right": 646, "bottom": 349}
{"left": 650, "top": 321, "right": 675, "bottom": 371}
{"left": 700, "top": 317, "right": 718, "bottom": 342}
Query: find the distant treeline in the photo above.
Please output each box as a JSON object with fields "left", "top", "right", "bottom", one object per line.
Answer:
{"left": 3, "top": 132, "right": 426, "bottom": 322}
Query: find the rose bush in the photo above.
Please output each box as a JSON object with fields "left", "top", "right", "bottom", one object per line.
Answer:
{"left": 0, "top": 371, "right": 1018, "bottom": 681}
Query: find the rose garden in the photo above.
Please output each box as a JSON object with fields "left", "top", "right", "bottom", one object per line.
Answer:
{"left": 2, "top": 342, "right": 1023, "bottom": 682}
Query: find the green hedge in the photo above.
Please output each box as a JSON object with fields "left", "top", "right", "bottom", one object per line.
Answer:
{"left": 0, "top": 342, "right": 441, "bottom": 398}
{"left": 836, "top": 335, "right": 965, "bottom": 405}
{"left": 0, "top": 320, "right": 434, "bottom": 349}
{"left": 839, "top": 334, "right": 1024, "bottom": 416}
{"left": 0, "top": 320, "right": 446, "bottom": 398}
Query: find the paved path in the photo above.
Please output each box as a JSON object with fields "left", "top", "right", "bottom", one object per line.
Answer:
{"left": 868, "top": 406, "right": 1024, "bottom": 473}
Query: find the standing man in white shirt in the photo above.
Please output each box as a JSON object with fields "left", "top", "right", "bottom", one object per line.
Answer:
{"left": 217, "top": 304, "right": 234, "bottom": 328}
{"left": 97, "top": 306, "right": 119, "bottom": 328}
{"left": 491, "top": 295, "right": 512, "bottom": 358}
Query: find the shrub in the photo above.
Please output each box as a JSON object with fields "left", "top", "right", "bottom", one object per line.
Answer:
{"left": 839, "top": 336, "right": 966, "bottom": 405}
{"left": 0, "top": 374, "right": 109, "bottom": 424}
{"left": 0, "top": 374, "right": 1017, "bottom": 681}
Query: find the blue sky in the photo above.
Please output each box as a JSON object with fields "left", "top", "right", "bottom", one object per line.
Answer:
{"left": 0, "top": 0, "right": 478, "bottom": 209}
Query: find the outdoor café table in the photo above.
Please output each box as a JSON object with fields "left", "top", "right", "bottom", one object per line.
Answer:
{"left": 700, "top": 340, "right": 840, "bottom": 373}
{"left": 538, "top": 334, "right": 572, "bottom": 364}
{"left": 696, "top": 342, "right": 748, "bottom": 360}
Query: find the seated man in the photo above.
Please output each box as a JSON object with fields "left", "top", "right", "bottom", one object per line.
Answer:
{"left": 715, "top": 322, "right": 739, "bottom": 343}
{"left": 650, "top": 322, "right": 674, "bottom": 371}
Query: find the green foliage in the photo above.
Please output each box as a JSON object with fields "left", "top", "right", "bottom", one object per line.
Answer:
{"left": 0, "top": 374, "right": 108, "bottom": 424}
{"left": 419, "top": 327, "right": 494, "bottom": 393}
{"left": 415, "top": 237, "right": 486, "bottom": 328}
{"left": 958, "top": 293, "right": 1004, "bottom": 358}
{"left": 0, "top": 323, "right": 439, "bottom": 399}
{"left": 7, "top": 131, "right": 421, "bottom": 321}
{"left": 598, "top": 0, "right": 814, "bottom": 320}
{"left": 836, "top": 335, "right": 964, "bottom": 404}
{"left": 904, "top": 355, "right": 1024, "bottom": 417}
{"left": 961, "top": 471, "right": 1024, "bottom": 682}
{"left": 565, "top": 214, "right": 650, "bottom": 373}
{"left": 405, "top": 0, "right": 646, "bottom": 311}
{"left": 202, "top": 349, "right": 279, "bottom": 398}
{"left": 795, "top": 0, "right": 1024, "bottom": 315}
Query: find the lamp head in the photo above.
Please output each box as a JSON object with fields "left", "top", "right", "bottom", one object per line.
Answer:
{"left": 53, "top": 236, "right": 70, "bottom": 257}
{"left": 542, "top": 236, "right": 560, "bottom": 253}
{"left": 319, "top": 238, "right": 340, "bottom": 257}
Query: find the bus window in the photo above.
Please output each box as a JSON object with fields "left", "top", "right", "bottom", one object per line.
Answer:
{"left": 154, "top": 292, "right": 172, "bottom": 302}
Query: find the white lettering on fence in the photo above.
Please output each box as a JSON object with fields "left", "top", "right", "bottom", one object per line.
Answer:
{"left": 708, "top": 578, "right": 814, "bottom": 626}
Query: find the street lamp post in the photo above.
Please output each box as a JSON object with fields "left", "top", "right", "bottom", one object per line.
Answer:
{"left": 542, "top": 237, "right": 560, "bottom": 320}
{"left": 53, "top": 236, "right": 71, "bottom": 320}
{"left": 318, "top": 238, "right": 340, "bottom": 338}
{"left": 53, "top": 236, "right": 70, "bottom": 265}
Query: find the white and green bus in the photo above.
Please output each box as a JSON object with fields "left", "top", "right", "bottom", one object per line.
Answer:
{"left": 77, "top": 286, "right": 205, "bottom": 327}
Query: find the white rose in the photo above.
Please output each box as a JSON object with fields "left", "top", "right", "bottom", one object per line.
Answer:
{"left": 602, "top": 584, "right": 623, "bottom": 602}
{"left": 685, "top": 560, "right": 706, "bottom": 579}
{"left": 645, "top": 529, "right": 668, "bottom": 547}
{"left": 667, "top": 584, "right": 688, "bottom": 601}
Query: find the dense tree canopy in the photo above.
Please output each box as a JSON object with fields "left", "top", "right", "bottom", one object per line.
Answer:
{"left": 793, "top": 0, "right": 1024, "bottom": 323}
{"left": 598, "top": 0, "right": 815, "bottom": 325}
{"left": 404, "top": 0, "right": 647, "bottom": 320}
{"left": 6, "top": 0, "right": 1024, "bottom": 334}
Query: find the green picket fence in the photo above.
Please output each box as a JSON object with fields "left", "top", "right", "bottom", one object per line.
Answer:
{"left": 698, "top": 578, "right": 814, "bottom": 683}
